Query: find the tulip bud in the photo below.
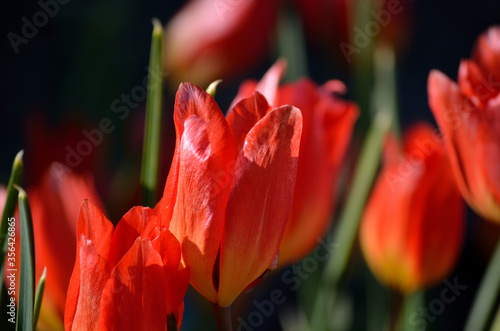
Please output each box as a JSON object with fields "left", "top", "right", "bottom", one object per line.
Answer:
{"left": 360, "top": 124, "right": 464, "bottom": 293}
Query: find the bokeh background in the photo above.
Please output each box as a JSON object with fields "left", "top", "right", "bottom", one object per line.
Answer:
{"left": 1, "top": 0, "right": 500, "bottom": 330}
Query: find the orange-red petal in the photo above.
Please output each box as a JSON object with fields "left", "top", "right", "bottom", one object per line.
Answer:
{"left": 218, "top": 105, "right": 302, "bottom": 307}
{"left": 98, "top": 238, "right": 167, "bottom": 330}
{"left": 169, "top": 115, "right": 232, "bottom": 303}
{"left": 226, "top": 91, "right": 272, "bottom": 153}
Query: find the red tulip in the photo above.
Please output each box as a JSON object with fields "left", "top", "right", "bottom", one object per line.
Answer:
{"left": 360, "top": 124, "right": 464, "bottom": 293}
{"left": 156, "top": 82, "right": 302, "bottom": 307}
{"left": 163, "top": 0, "right": 278, "bottom": 87}
{"left": 65, "top": 200, "right": 189, "bottom": 330}
{"left": 232, "top": 60, "right": 359, "bottom": 266}
{"left": 428, "top": 26, "right": 500, "bottom": 223}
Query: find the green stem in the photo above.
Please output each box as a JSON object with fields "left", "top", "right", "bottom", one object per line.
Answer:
{"left": 310, "top": 111, "right": 392, "bottom": 330}
{"left": 15, "top": 185, "right": 35, "bottom": 331}
{"left": 276, "top": 4, "right": 308, "bottom": 82}
{"left": 397, "top": 291, "right": 425, "bottom": 331}
{"left": 389, "top": 292, "right": 403, "bottom": 331}
{"left": 0, "top": 151, "right": 23, "bottom": 308}
{"left": 464, "top": 238, "right": 500, "bottom": 331}
{"left": 33, "top": 267, "right": 47, "bottom": 330}
{"left": 213, "top": 304, "right": 232, "bottom": 331}
{"left": 309, "top": 42, "right": 398, "bottom": 331}
{"left": 140, "top": 19, "right": 163, "bottom": 207}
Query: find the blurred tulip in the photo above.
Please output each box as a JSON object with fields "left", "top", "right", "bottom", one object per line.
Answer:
{"left": 232, "top": 60, "right": 359, "bottom": 265}
{"left": 428, "top": 26, "right": 500, "bottom": 223}
{"left": 25, "top": 113, "right": 102, "bottom": 185}
{"left": 1, "top": 164, "right": 105, "bottom": 330}
{"left": 293, "top": 0, "right": 412, "bottom": 63}
{"left": 156, "top": 82, "right": 302, "bottom": 307}
{"left": 360, "top": 124, "right": 464, "bottom": 293}
{"left": 27, "top": 164, "right": 105, "bottom": 330}
{"left": 65, "top": 200, "right": 189, "bottom": 330}
{"left": 163, "top": 0, "right": 278, "bottom": 87}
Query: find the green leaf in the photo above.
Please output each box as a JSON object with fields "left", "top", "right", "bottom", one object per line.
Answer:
{"left": 33, "top": 267, "right": 46, "bottom": 330}
{"left": 15, "top": 186, "right": 35, "bottom": 331}
{"left": 0, "top": 151, "right": 24, "bottom": 301}
{"left": 140, "top": 18, "right": 164, "bottom": 208}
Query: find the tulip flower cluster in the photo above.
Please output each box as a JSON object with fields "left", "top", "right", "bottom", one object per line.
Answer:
{"left": 65, "top": 200, "right": 189, "bottom": 330}
{"left": 156, "top": 81, "right": 303, "bottom": 307}
{"left": 3, "top": 4, "right": 500, "bottom": 329}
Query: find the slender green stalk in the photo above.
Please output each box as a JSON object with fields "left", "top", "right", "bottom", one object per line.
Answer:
{"left": 310, "top": 112, "right": 392, "bottom": 331}
{"left": 397, "top": 291, "right": 425, "bottom": 331}
{"left": 213, "top": 304, "right": 232, "bottom": 331}
{"left": 351, "top": 0, "right": 374, "bottom": 133}
{"left": 489, "top": 306, "right": 500, "bottom": 331}
{"left": 0, "top": 151, "right": 23, "bottom": 305}
{"left": 140, "top": 19, "right": 164, "bottom": 207}
{"left": 309, "top": 43, "right": 398, "bottom": 331}
{"left": 276, "top": 5, "right": 307, "bottom": 82}
{"left": 464, "top": 238, "right": 500, "bottom": 331}
{"left": 15, "top": 186, "right": 35, "bottom": 331}
{"left": 33, "top": 267, "right": 47, "bottom": 330}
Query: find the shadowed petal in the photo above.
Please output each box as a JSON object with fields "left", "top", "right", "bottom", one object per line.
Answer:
{"left": 226, "top": 91, "right": 272, "bottom": 153}
{"left": 98, "top": 238, "right": 167, "bottom": 330}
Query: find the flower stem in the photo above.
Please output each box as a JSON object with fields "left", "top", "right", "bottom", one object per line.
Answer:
{"left": 140, "top": 19, "right": 163, "bottom": 207}
{"left": 212, "top": 304, "right": 233, "bottom": 331}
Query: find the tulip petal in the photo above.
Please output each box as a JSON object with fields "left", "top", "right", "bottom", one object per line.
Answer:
{"left": 472, "top": 26, "right": 500, "bottom": 83}
{"left": 30, "top": 167, "right": 104, "bottom": 317}
{"left": 164, "top": 263, "right": 190, "bottom": 327}
{"left": 403, "top": 126, "right": 464, "bottom": 289}
{"left": 98, "top": 238, "right": 167, "bottom": 330}
{"left": 158, "top": 82, "right": 235, "bottom": 228}
{"left": 169, "top": 115, "right": 233, "bottom": 303}
{"left": 229, "top": 59, "right": 287, "bottom": 109}
{"left": 107, "top": 206, "right": 160, "bottom": 267}
{"left": 65, "top": 236, "right": 110, "bottom": 331}
{"left": 152, "top": 227, "right": 190, "bottom": 324}
{"left": 278, "top": 79, "right": 358, "bottom": 264}
{"left": 226, "top": 91, "right": 272, "bottom": 153}
{"left": 65, "top": 200, "right": 113, "bottom": 330}
{"left": 218, "top": 105, "right": 302, "bottom": 307}
{"left": 458, "top": 60, "right": 499, "bottom": 109}
{"left": 428, "top": 70, "right": 500, "bottom": 221}
{"left": 76, "top": 199, "right": 114, "bottom": 258}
